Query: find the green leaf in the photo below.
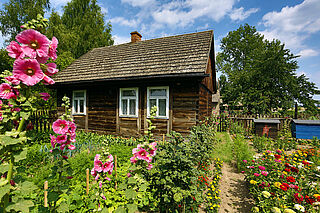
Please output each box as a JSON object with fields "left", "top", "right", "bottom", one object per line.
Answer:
{"left": 0, "top": 165, "right": 9, "bottom": 173}
{"left": 56, "top": 202, "right": 69, "bottom": 213}
{"left": 115, "top": 206, "right": 126, "bottom": 213}
{"left": 127, "top": 204, "right": 138, "bottom": 213}
{"left": 0, "top": 135, "right": 20, "bottom": 146}
{"left": 6, "top": 199, "right": 34, "bottom": 213}
{"left": 19, "top": 181, "right": 38, "bottom": 195}
{"left": 139, "top": 184, "right": 148, "bottom": 192}
{"left": 118, "top": 183, "right": 127, "bottom": 190}
{"left": 127, "top": 177, "right": 137, "bottom": 184}
{"left": 20, "top": 112, "right": 30, "bottom": 120}
{"left": 0, "top": 184, "right": 11, "bottom": 199}
{"left": 14, "top": 148, "right": 28, "bottom": 162}
{"left": 125, "top": 188, "right": 137, "bottom": 200}
{"left": 173, "top": 193, "right": 183, "bottom": 202}
{"left": 48, "top": 191, "right": 59, "bottom": 203}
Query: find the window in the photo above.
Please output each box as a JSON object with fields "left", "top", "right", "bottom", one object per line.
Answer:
{"left": 119, "top": 88, "right": 138, "bottom": 117}
{"left": 72, "top": 90, "right": 86, "bottom": 115}
{"left": 147, "top": 86, "right": 169, "bottom": 118}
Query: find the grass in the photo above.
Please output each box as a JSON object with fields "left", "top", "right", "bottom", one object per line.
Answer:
{"left": 211, "top": 132, "right": 234, "bottom": 164}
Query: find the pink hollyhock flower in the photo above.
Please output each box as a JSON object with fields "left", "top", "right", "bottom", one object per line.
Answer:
{"left": 130, "top": 156, "right": 137, "bottom": 164}
{"left": 56, "top": 135, "right": 67, "bottom": 144}
{"left": 91, "top": 168, "right": 97, "bottom": 177}
{"left": 147, "top": 164, "right": 153, "bottom": 170}
{"left": 101, "top": 194, "right": 106, "bottom": 200}
{"left": 50, "top": 135, "right": 56, "bottom": 148}
{"left": 105, "top": 177, "right": 111, "bottom": 181}
{"left": 68, "top": 121, "right": 77, "bottom": 134}
{"left": 68, "top": 144, "right": 76, "bottom": 150}
{"left": 94, "top": 155, "right": 103, "bottom": 173}
{"left": 48, "top": 37, "right": 58, "bottom": 60}
{"left": 132, "top": 147, "right": 140, "bottom": 155}
{"left": 254, "top": 173, "right": 260, "bottom": 177}
{"left": 261, "top": 171, "right": 268, "bottom": 176}
{"left": 37, "top": 55, "right": 49, "bottom": 64}
{"left": 39, "top": 92, "right": 50, "bottom": 101}
{"left": 258, "top": 166, "right": 266, "bottom": 171}
{"left": 127, "top": 173, "right": 132, "bottom": 177}
{"left": 136, "top": 149, "right": 149, "bottom": 160}
{"left": 95, "top": 174, "right": 99, "bottom": 181}
{"left": 45, "top": 63, "right": 59, "bottom": 76}
{"left": 6, "top": 41, "right": 24, "bottom": 59}
{"left": 13, "top": 59, "right": 44, "bottom": 86}
{"left": 243, "top": 160, "right": 247, "bottom": 163}
{"left": 249, "top": 166, "right": 255, "bottom": 169}
{"left": 11, "top": 107, "right": 21, "bottom": 112}
{"left": 42, "top": 75, "right": 55, "bottom": 85}
{"left": 99, "top": 181, "right": 102, "bottom": 188}
{"left": 52, "top": 119, "right": 69, "bottom": 134}
{"left": 4, "top": 76, "right": 20, "bottom": 85}
{"left": 103, "top": 162, "right": 114, "bottom": 174}
{"left": 16, "top": 29, "right": 50, "bottom": 58}
{"left": 241, "top": 171, "right": 245, "bottom": 173}
{"left": 0, "top": 83, "right": 17, "bottom": 99}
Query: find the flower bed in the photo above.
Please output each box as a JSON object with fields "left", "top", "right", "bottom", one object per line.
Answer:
{"left": 243, "top": 148, "right": 320, "bottom": 212}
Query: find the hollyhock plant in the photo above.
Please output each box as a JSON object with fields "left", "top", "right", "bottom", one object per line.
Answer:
{"left": 52, "top": 119, "right": 69, "bottom": 135}
{"left": 4, "top": 76, "right": 20, "bottom": 85}
{"left": 16, "top": 29, "right": 50, "bottom": 58}
{"left": 6, "top": 41, "right": 24, "bottom": 59}
{"left": 44, "top": 63, "right": 59, "bottom": 76}
{"left": 130, "top": 142, "right": 157, "bottom": 169}
{"left": 13, "top": 59, "right": 44, "bottom": 86}
{"left": 48, "top": 37, "right": 58, "bottom": 60}
{"left": 39, "top": 92, "right": 50, "bottom": 101}
{"left": 0, "top": 83, "right": 17, "bottom": 99}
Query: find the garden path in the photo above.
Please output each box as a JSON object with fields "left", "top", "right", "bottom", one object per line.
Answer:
{"left": 217, "top": 162, "right": 253, "bottom": 213}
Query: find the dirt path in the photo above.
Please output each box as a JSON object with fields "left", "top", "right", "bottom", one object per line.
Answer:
{"left": 217, "top": 162, "right": 254, "bottom": 213}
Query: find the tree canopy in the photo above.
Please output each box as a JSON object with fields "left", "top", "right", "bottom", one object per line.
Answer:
{"left": 217, "top": 24, "right": 319, "bottom": 114}
{"left": 0, "top": 0, "right": 50, "bottom": 42}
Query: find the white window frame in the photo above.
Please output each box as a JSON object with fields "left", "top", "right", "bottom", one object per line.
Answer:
{"left": 147, "top": 86, "right": 169, "bottom": 119}
{"left": 119, "top": 87, "right": 139, "bottom": 117}
{"left": 72, "top": 90, "right": 86, "bottom": 115}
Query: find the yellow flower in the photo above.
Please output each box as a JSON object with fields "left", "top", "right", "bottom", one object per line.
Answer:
{"left": 283, "top": 171, "right": 287, "bottom": 175}
{"left": 250, "top": 180, "right": 257, "bottom": 185}
{"left": 262, "top": 191, "right": 271, "bottom": 198}
{"left": 271, "top": 207, "right": 281, "bottom": 213}
{"left": 314, "top": 194, "right": 320, "bottom": 198}
{"left": 252, "top": 207, "right": 259, "bottom": 212}
{"left": 274, "top": 182, "right": 281, "bottom": 188}
{"left": 284, "top": 208, "right": 296, "bottom": 213}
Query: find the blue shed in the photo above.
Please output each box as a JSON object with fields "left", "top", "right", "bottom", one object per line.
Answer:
{"left": 292, "top": 120, "right": 320, "bottom": 139}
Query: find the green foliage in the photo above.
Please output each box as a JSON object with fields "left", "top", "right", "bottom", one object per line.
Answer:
{"left": 0, "top": 0, "right": 50, "bottom": 42}
{"left": 211, "top": 132, "right": 234, "bottom": 163}
{"left": 233, "top": 135, "right": 254, "bottom": 172}
{"left": 218, "top": 24, "right": 319, "bottom": 114}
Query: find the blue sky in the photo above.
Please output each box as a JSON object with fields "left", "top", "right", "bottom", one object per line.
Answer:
{"left": 1, "top": 0, "right": 320, "bottom": 99}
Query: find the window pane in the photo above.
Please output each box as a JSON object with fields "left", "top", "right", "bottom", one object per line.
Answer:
{"left": 159, "top": 99, "right": 166, "bottom": 116}
{"left": 150, "top": 89, "right": 166, "bottom": 97}
{"left": 129, "top": 99, "right": 136, "bottom": 115}
{"left": 74, "top": 100, "right": 78, "bottom": 113}
{"left": 149, "top": 99, "right": 156, "bottom": 112}
{"left": 74, "top": 91, "right": 84, "bottom": 98}
{"left": 122, "top": 90, "right": 136, "bottom": 97}
{"left": 80, "top": 100, "right": 84, "bottom": 113}
{"left": 122, "top": 99, "right": 127, "bottom": 115}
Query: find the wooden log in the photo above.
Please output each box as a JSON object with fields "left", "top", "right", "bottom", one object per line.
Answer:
{"left": 44, "top": 181, "right": 48, "bottom": 207}
{"left": 86, "top": 169, "right": 89, "bottom": 195}
{"left": 114, "top": 155, "right": 117, "bottom": 189}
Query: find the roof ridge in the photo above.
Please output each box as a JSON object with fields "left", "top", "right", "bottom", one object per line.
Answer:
{"left": 94, "top": 30, "right": 214, "bottom": 50}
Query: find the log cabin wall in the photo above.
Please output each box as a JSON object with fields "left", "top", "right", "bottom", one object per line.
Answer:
{"left": 56, "top": 78, "right": 204, "bottom": 137}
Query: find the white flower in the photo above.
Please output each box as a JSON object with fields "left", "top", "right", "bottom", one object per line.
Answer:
{"left": 313, "top": 202, "right": 320, "bottom": 206}
{"left": 262, "top": 191, "right": 271, "bottom": 198}
{"left": 317, "top": 166, "right": 320, "bottom": 171}
{"left": 294, "top": 204, "right": 305, "bottom": 212}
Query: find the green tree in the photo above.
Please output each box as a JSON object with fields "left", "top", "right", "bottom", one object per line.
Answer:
{"left": 0, "top": 0, "right": 50, "bottom": 42}
{"left": 0, "top": 49, "right": 14, "bottom": 72}
{"left": 218, "top": 24, "right": 319, "bottom": 114}
{"left": 61, "top": 0, "right": 113, "bottom": 58}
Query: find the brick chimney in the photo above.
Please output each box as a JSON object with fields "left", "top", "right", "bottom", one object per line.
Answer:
{"left": 130, "top": 31, "right": 142, "bottom": 43}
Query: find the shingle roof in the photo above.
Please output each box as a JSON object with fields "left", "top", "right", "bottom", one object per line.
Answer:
{"left": 54, "top": 30, "right": 213, "bottom": 83}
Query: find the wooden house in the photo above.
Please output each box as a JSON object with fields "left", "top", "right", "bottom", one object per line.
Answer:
{"left": 53, "top": 30, "right": 217, "bottom": 136}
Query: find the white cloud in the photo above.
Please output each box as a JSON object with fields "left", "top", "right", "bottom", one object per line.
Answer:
{"left": 297, "top": 49, "right": 319, "bottom": 58}
{"left": 50, "top": 0, "right": 71, "bottom": 8}
{"left": 229, "top": 7, "right": 259, "bottom": 21}
{"left": 113, "top": 35, "right": 131, "bottom": 44}
{"left": 110, "top": 17, "right": 139, "bottom": 28}
{"left": 121, "top": 0, "right": 156, "bottom": 7}
{"left": 151, "top": 0, "right": 257, "bottom": 27}
{"left": 260, "top": 0, "right": 320, "bottom": 50}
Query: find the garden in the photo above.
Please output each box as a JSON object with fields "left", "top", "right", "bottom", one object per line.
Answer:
{"left": 0, "top": 18, "right": 319, "bottom": 213}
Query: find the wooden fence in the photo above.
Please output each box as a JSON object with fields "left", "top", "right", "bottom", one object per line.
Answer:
{"left": 29, "top": 110, "right": 58, "bottom": 132}
{"left": 217, "top": 112, "right": 291, "bottom": 134}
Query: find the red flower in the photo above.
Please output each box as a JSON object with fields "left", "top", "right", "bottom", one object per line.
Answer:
{"left": 286, "top": 176, "right": 295, "bottom": 183}
{"left": 290, "top": 167, "right": 299, "bottom": 173}
{"left": 10, "top": 179, "right": 15, "bottom": 186}
{"left": 305, "top": 195, "right": 315, "bottom": 204}
{"left": 294, "top": 193, "right": 303, "bottom": 203}
{"left": 285, "top": 168, "right": 291, "bottom": 173}
{"left": 274, "top": 154, "right": 281, "bottom": 159}
{"left": 285, "top": 163, "right": 290, "bottom": 168}
{"left": 280, "top": 183, "right": 289, "bottom": 191}
{"left": 302, "top": 160, "right": 310, "bottom": 165}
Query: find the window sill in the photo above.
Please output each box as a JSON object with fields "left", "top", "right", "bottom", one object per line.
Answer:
{"left": 72, "top": 113, "right": 86, "bottom": 116}
{"left": 119, "top": 115, "right": 138, "bottom": 118}
{"left": 147, "top": 116, "right": 169, "bottom": 120}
